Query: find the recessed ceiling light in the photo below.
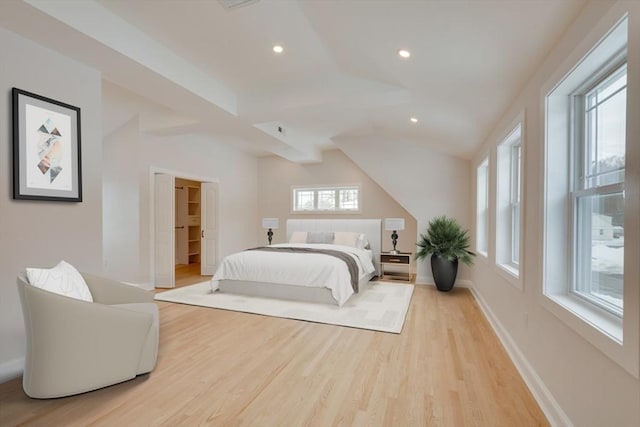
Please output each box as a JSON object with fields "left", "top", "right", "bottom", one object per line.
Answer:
{"left": 273, "top": 45, "right": 284, "bottom": 54}
{"left": 398, "top": 49, "right": 411, "bottom": 59}
{"left": 410, "top": 117, "right": 418, "bottom": 123}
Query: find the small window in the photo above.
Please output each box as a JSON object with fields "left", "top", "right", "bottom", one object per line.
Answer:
{"left": 339, "top": 188, "right": 358, "bottom": 210}
{"left": 476, "top": 158, "right": 489, "bottom": 256}
{"left": 496, "top": 122, "right": 523, "bottom": 282}
{"left": 510, "top": 143, "right": 522, "bottom": 265}
{"left": 295, "top": 190, "right": 315, "bottom": 211}
{"left": 292, "top": 185, "right": 360, "bottom": 213}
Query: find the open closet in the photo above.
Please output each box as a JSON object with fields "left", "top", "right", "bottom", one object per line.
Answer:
{"left": 154, "top": 171, "right": 218, "bottom": 288}
{"left": 175, "top": 179, "right": 202, "bottom": 267}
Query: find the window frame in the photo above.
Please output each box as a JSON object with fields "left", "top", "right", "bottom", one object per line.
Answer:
{"left": 291, "top": 184, "right": 361, "bottom": 214}
{"left": 510, "top": 142, "right": 522, "bottom": 266}
{"left": 569, "top": 58, "right": 626, "bottom": 318}
{"left": 476, "top": 157, "right": 489, "bottom": 257}
{"left": 541, "top": 13, "right": 638, "bottom": 377}
{"left": 495, "top": 120, "right": 524, "bottom": 287}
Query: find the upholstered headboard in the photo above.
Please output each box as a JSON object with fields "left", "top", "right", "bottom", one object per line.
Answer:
{"left": 286, "top": 219, "right": 382, "bottom": 274}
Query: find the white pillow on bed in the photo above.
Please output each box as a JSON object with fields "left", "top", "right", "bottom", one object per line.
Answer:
{"left": 307, "top": 232, "right": 335, "bottom": 244}
{"left": 333, "top": 231, "right": 360, "bottom": 247}
{"left": 357, "top": 234, "right": 371, "bottom": 250}
{"left": 289, "top": 231, "right": 307, "bottom": 243}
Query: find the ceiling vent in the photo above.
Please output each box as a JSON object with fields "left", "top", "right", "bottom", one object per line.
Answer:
{"left": 218, "top": 0, "right": 260, "bottom": 10}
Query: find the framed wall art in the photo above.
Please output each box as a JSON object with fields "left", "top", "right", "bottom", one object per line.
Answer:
{"left": 12, "top": 88, "right": 82, "bottom": 202}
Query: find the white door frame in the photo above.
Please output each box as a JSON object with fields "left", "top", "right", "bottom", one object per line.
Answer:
{"left": 149, "top": 166, "right": 220, "bottom": 286}
{"left": 154, "top": 173, "right": 176, "bottom": 287}
{"left": 200, "top": 182, "right": 219, "bottom": 275}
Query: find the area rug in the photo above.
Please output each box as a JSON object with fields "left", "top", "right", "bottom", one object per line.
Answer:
{"left": 155, "top": 281, "right": 414, "bottom": 333}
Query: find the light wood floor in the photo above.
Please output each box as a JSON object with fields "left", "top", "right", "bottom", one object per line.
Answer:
{"left": 0, "top": 286, "right": 548, "bottom": 426}
{"left": 174, "top": 262, "right": 211, "bottom": 288}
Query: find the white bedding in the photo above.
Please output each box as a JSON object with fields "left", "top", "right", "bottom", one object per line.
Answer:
{"left": 211, "top": 243, "right": 375, "bottom": 306}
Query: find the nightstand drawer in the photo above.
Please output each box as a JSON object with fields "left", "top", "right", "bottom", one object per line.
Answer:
{"left": 380, "top": 252, "right": 413, "bottom": 283}
{"left": 381, "top": 254, "right": 410, "bottom": 264}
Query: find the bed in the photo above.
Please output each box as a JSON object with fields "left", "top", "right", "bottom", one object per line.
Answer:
{"left": 211, "top": 219, "right": 381, "bottom": 306}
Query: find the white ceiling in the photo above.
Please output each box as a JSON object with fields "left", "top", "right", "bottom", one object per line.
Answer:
{"left": 1, "top": 0, "right": 587, "bottom": 161}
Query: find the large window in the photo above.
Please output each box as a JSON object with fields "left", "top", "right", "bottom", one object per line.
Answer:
{"left": 572, "top": 62, "right": 626, "bottom": 316}
{"left": 542, "top": 16, "right": 635, "bottom": 373}
{"left": 496, "top": 123, "right": 523, "bottom": 282}
{"left": 476, "top": 158, "right": 489, "bottom": 256}
{"left": 292, "top": 185, "right": 360, "bottom": 213}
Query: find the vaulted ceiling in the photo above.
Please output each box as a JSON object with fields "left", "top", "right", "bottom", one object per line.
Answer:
{"left": 0, "top": 0, "right": 587, "bottom": 162}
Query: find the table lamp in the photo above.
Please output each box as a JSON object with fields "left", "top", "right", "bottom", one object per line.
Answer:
{"left": 262, "top": 218, "right": 279, "bottom": 245}
{"left": 384, "top": 218, "right": 405, "bottom": 254}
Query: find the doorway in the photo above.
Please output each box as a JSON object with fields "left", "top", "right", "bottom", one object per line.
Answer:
{"left": 153, "top": 170, "right": 219, "bottom": 289}
{"left": 174, "top": 178, "right": 205, "bottom": 287}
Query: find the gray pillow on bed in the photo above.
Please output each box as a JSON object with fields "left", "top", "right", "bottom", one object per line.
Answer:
{"left": 306, "top": 232, "right": 335, "bottom": 244}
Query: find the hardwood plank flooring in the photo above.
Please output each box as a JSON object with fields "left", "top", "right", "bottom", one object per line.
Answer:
{"left": 174, "top": 263, "right": 211, "bottom": 288}
{"left": 0, "top": 286, "right": 548, "bottom": 426}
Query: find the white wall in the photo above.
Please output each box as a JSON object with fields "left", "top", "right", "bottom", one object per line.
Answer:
{"left": 470, "top": 1, "right": 640, "bottom": 426}
{"left": 103, "top": 116, "right": 142, "bottom": 282}
{"left": 102, "top": 83, "right": 259, "bottom": 286}
{"left": 0, "top": 27, "right": 103, "bottom": 380}
{"left": 257, "top": 150, "right": 417, "bottom": 256}
{"left": 335, "top": 137, "right": 471, "bottom": 284}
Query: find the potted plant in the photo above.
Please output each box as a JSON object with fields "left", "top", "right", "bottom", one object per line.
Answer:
{"left": 416, "top": 216, "right": 475, "bottom": 291}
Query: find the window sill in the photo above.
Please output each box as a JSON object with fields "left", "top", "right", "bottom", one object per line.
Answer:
{"left": 291, "top": 210, "right": 362, "bottom": 215}
{"left": 495, "top": 263, "right": 522, "bottom": 290}
{"left": 545, "top": 293, "right": 622, "bottom": 343}
{"left": 541, "top": 290, "right": 634, "bottom": 376}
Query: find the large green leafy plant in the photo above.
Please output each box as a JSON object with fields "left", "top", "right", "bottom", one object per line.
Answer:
{"left": 416, "top": 216, "right": 475, "bottom": 265}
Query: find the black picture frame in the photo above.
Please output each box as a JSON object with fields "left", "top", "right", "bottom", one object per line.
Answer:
{"left": 12, "top": 88, "right": 82, "bottom": 202}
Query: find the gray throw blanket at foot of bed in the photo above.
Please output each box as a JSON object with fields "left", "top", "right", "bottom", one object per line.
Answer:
{"left": 247, "top": 246, "right": 360, "bottom": 292}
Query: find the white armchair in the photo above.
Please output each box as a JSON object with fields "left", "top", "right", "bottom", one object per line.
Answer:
{"left": 17, "top": 272, "right": 159, "bottom": 398}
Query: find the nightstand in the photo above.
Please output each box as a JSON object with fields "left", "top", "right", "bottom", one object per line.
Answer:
{"left": 380, "top": 252, "right": 413, "bottom": 282}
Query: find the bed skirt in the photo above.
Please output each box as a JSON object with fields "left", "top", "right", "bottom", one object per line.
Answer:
{"left": 218, "top": 272, "right": 376, "bottom": 306}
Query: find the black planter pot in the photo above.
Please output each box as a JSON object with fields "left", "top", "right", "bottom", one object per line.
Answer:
{"left": 431, "top": 254, "right": 458, "bottom": 292}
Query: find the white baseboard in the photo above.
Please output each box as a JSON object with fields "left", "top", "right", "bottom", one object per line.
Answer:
{"left": 415, "top": 275, "right": 432, "bottom": 285}
{"left": 415, "top": 276, "right": 473, "bottom": 288}
{"left": 124, "top": 281, "right": 154, "bottom": 291}
{"left": 0, "top": 357, "right": 24, "bottom": 384}
{"left": 470, "top": 287, "right": 573, "bottom": 427}
{"left": 138, "top": 280, "right": 155, "bottom": 291}
{"left": 455, "top": 279, "right": 473, "bottom": 288}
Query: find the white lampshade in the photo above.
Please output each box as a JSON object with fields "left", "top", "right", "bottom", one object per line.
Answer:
{"left": 262, "top": 218, "right": 279, "bottom": 229}
{"left": 384, "top": 218, "right": 405, "bottom": 231}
